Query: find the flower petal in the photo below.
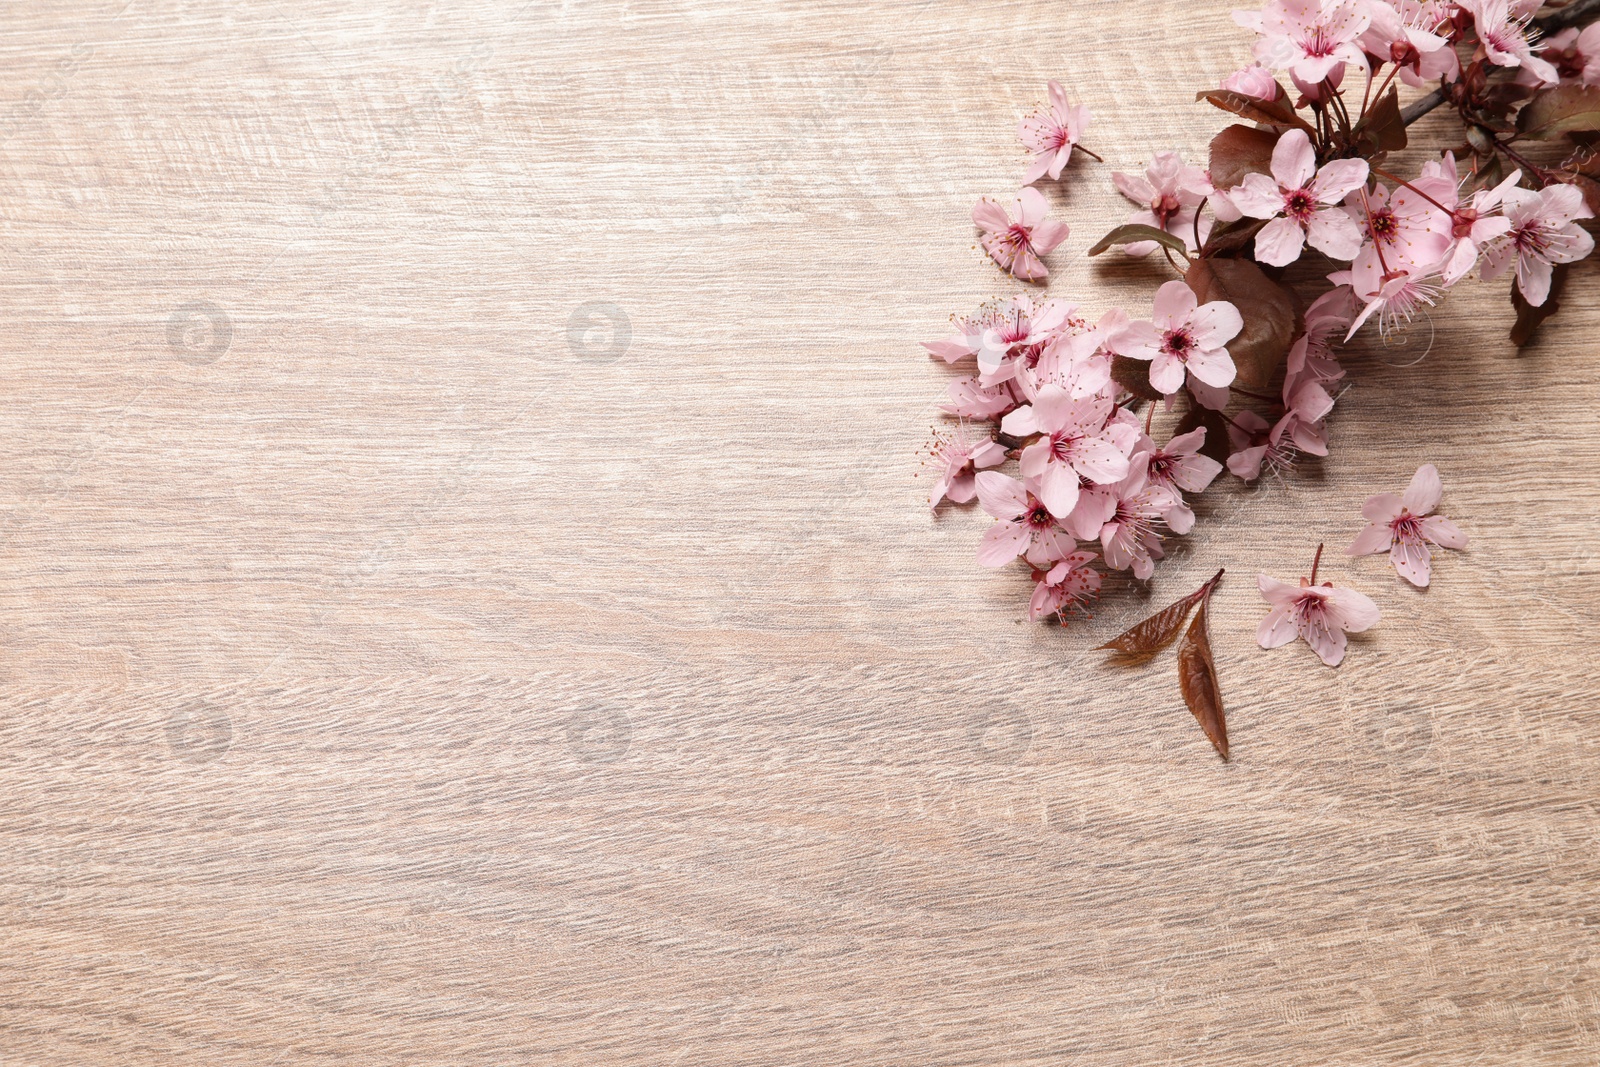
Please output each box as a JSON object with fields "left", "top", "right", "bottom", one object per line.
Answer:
{"left": 977, "top": 520, "right": 1030, "bottom": 567}
{"left": 1390, "top": 536, "right": 1432, "bottom": 587}
{"left": 1420, "top": 515, "right": 1467, "bottom": 550}
{"left": 975, "top": 470, "right": 1028, "bottom": 519}
{"left": 1272, "top": 127, "right": 1316, "bottom": 190}
{"left": 1325, "top": 586, "right": 1381, "bottom": 632}
{"left": 1258, "top": 604, "right": 1300, "bottom": 648}
{"left": 972, "top": 199, "right": 1010, "bottom": 232}
{"left": 1402, "top": 463, "right": 1442, "bottom": 514}
{"left": 1345, "top": 523, "right": 1393, "bottom": 556}
{"left": 1187, "top": 300, "right": 1244, "bottom": 348}
{"left": 1361, "top": 492, "right": 1404, "bottom": 523}
{"left": 1151, "top": 280, "right": 1198, "bottom": 328}
{"left": 1016, "top": 186, "right": 1049, "bottom": 227}
{"left": 1038, "top": 461, "right": 1082, "bottom": 518}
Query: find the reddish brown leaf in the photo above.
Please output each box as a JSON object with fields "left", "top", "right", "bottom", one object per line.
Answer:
{"left": 1199, "top": 217, "right": 1267, "bottom": 258}
{"left": 1196, "top": 89, "right": 1314, "bottom": 134}
{"left": 1177, "top": 594, "right": 1229, "bottom": 760}
{"left": 1172, "top": 404, "right": 1232, "bottom": 465}
{"left": 1517, "top": 84, "right": 1600, "bottom": 140}
{"left": 1088, "top": 223, "right": 1191, "bottom": 258}
{"left": 1510, "top": 264, "right": 1569, "bottom": 346}
{"left": 1110, "top": 355, "right": 1163, "bottom": 402}
{"left": 1096, "top": 569, "right": 1224, "bottom": 657}
{"left": 1208, "top": 124, "right": 1279, "bottom": 190}
{"left": 1185, "top": 257, "right": 1300, "bottom": 389}
{"left": 1352, "top": 87, "right": 1407, "bottom": 156}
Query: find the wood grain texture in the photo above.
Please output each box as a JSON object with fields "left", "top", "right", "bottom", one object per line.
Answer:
{"left": 1, "top": 1, "right": 1598, "bottom": 1063}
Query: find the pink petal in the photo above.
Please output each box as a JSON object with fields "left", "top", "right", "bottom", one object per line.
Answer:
{"left": 975, "top": 470, "right": 1028, "bottom": 519}
{"left": 1257, "top": 572, "right": 1302, "bottom": 608}
{"left": 1187, "top": 300, "right": 1244, "bottom": 349}
{"left": 1305, "top": 208, "right": 1363, "bottom": 260}
{"left": 1325, "top": 586, "right": 1381, "bottom": 632}
{"left": 1148, "top": 353, "right": 1186, "bottom": 394}
{"left": 1151, "top": 280, "right": 1198, "bottom": 329}
{"left": 1361, "top": 492, "right": 1404, "bottom": 523}
{"left": 1112, "top": 170, "right": 1156, "bottom": 204}
{"left": 1184, "top": 348, "right": 1237, "bottom": 389}
{"left": 1022, "top": 153, "right": 1053, "bottom": 186}
{"left": 1402, "top": 463, "right": 1442, "bottom": 515}
{"left": 1070, "top": 435, "right": 1132, "bottom": 485}
{"left": 1030, "top": 219, "right": 1070, "bottom": 255}
{"left": 1254, "top": 215, "right": 1306, "bottom": 266}
{"left": 1302, "top": 613, "right": 1349, "bottom": 666}
{"left": 1037, "top": 461, "right": 1082, "bottom": 519}
{"left": 1420, "top": 515, "right": 1467, "bottom": 550}
{"left": 1272, "top": 128, "right": 1317, "bottom": 190}
{"left": 1229, "top": 173, "right": 1287, "bottom": 219}
{"left": 1016, "top": 186, "right": 1049, "bottom": 227}
{"left": 1108, "top": 320, "right": 1163, "bottom": 360}
{"left": 1258, "top": 604, "right": 1300, "bottom": 648}
{"left": 1389, "top": 536, "right": 1432, "bottom": 587}
{"left": 1011, "top": 248, "right": 1049, "bottom": 282}
{"left": 972, "top": 199, "right": 1010, "bottom": 232}
{"left": 1310, "top": 157, "right": 1369, "bottom": 202}
{"left": 977, "top": 520, "right": 1030, "bottom": 567}
{"left": 1345, "top": 523, "right": 1393, "bottom": 556}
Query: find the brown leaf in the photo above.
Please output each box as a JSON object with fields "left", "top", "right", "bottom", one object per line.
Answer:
{"left": 1510, "top": 264, "right": 1569, "bottom": 346}
{"left": 1096, "top": 569, "right": 1224, "bottom": 658}
{"left": 1172, "top": 404, "right": 1232, "bottom": 465}
{"left": 1199, "top": 217, "right": 1268, "bottom": 258}
{"left": 1517, "top": 84, "right": 1600, "bottom": 140}
{"left": 1088, "top": 223, "right": 1191, "bottom": 258}
{"left": 1110, "top": 355, "right": 1163, "bottom": 402}
{"left": 1196, "top": 89, "right": 1314, "bottom": 133}
{"left": 1185, "top": 257, "right": 1300, "bottom": 389}
{"left": 1353, "top": 87, "right": 1407, "bottom": 155}
{"left": 1177, "top": 594, "right": 1228, "bottom": 760}
{"left": 1208, "top": 124, "right": 1280, "bottom": 190}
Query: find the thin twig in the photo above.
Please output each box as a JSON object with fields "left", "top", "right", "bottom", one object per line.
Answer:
{"left": 1534, "top": 0, "right": 1600, "bottom": 34}
{"left": 1400, "top": 88, "right": 1446, "bottom": 127}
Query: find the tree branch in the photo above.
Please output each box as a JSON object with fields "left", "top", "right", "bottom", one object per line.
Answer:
{"left": 1535, "top": 0, "right": 1600, "bottom": 34}
{"left": 1401, "top": 89, "right": 1447, "bottom": 126}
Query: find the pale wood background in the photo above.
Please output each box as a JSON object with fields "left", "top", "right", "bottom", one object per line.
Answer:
{"left": 1, "top": 0, "right": 1597, "bottom": 1063}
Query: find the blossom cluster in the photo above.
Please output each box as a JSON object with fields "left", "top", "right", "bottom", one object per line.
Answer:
{"left": 923, "top": 0, "right": 1595, "bottom": 672}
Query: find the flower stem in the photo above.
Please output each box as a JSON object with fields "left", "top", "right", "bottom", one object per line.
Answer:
{"left": 1309, "top": 542, "right": 1325, "bottom": 585}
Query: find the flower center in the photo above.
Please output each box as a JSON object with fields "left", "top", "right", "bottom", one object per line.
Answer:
{"left": 1163, "top": 328, "right": 1195, "bottom": 360}
{"left": 1285, "top": 187, "right": 1317, "bottom": 222}
{"left": 1006, "top": 224, "right": 1034, "bottom": 250}
{"left": 1368, "top": 208, "right": 1398, "bottom": 243}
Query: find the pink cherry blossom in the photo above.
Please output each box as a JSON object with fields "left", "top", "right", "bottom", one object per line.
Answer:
{"left": 973, "top": 188, "right": 1071, "bottom": 282}
{"left": 1229, "top": 128, "right": 1369, "bottom": 266}
{"left": 1271, "top": 378, "right": 1336, "bottom": 457}
{"left": 1334, "top": 261, "right": 1445, "bottom": 341}
{"left": 1028, "top": 551, "right": 1102, "bottom": 622}
{"left": 1019, "top": 81, "right": 1093, "bottom": 184}
{"left": 1257, "top": 570, "right": 1381, "bottom": 666}
{"left": 924, "top": 424, "right": 1008, "bottom": 509}
{"left": 1237, "top": 0, "right": 1372, "bottom": 85}
{"left": 1111, "top": 153, "right": 1215, "bottom": 255}
{"left": 1460, "top": 0, "right": 1559, "bottom": 84}
{"left": 1109, "top": 280, "right": 1243, "bottom": 395}
{"left": 1480, "top": 183, "right": 1597, "bottom": 307}
{"left": 1346, "top": 180, "right": 1454, "bottom": 288}
{"left": 1227, "top": 409, "right": 1300, "bottom": 481}
{"left": 1000, "top": 387, "right": 1132, "bottom": 518}
{"left": 1099, "top": 453, "right": 1179, "bottom": 580}
{"left": 974, "top": 471, "right": 1078, "bottom": 568}
{"left": 1360, "top": 0, "right": 1454, "bottom": 87}
{"left": 1345, "top": 463, "right": 1466, "bottom": 586}
{"left": 1422, "top": 155, "right": 1519, "bottom": 285}
{"left": 1142, "top": 427, "right": 1224, "bottom": 534}
{"left": 942, "top": 376, "right": 1022, "bottom": 420}
{"left": 922, "top": 296, "right": 1075, "bottom": 386}
{"left": 1527, "top": 25, "right": 1600, "bottom": 86}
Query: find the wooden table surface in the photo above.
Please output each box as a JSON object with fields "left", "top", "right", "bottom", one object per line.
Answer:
{"left": 2, "top": 1, "right": 1598, "bottom": 1063}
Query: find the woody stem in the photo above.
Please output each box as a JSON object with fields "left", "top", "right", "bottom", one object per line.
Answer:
{"left": 1309, "top": 542, "right": 1325, "bottom": 585}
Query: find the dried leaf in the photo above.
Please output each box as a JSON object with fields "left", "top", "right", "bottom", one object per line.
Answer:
{"left": 1172, "top": 404, "right": 1232, "bottom": 465}
{"left": 1510, "top": 264, "right": 1569, "bottom": 346}
{"left": 1353, "top": 87, "right": 1407, "bottom": 155}
{"left": 1096, "top": 569, "right": 1224, "bottom": 658}
{"left": 1208, "top": 124, "right": 1280, "bottom": 190}
{"left": 1110, "top": 354, "right": 1163, "bottom": 402}
{"left": 1196, "top": 89, "right": 1314, "bottom": 134}
{"left": 1517, "top": 84, "right": 1600, "bottom": 140}
{"left": 1184, "top": 257, "right": 1299, "bottom": 389}
{"left": 1088, "top": 223, "right": 1191, "bottom": 258}
{"left": 1199, "top": 217, "right": 1267, "bottom": 258}
{"left": 1177, "top": 594, "right": 1229, "bottom": 760}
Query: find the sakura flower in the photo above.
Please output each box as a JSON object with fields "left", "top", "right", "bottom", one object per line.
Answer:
{"left": 975, "top": 471, "right": 1079, "bottom": 568}
{"left": 924, "top": 424, "right": 1008, "bottom": 509}
{"left": 1257, "top": 555, "right": 1381, "bottom": 667}
{"left": 1334, "top": 261, "right": 1445, "bottom": 341}
{"left": 1360, "top": 0, "right": 1454, "bottom": 87}
{"left": 1346, "top": 463, "right": 1466, "bottom": 586}
{"left": 942, "top": 376, "right": 1022, "bottom": 420}
{"left": 922, "top": 295, "right": 1075, "bottom": 385}
{"left": 1227, "top": 409, "right": 1299, "bottom": 481}
{"left": 1099, "top": 453, "right": 1179, "bottom": 580}
{"left": 1019, "top": 81, "right": 1094, "bottom": 184}
{"left": 1109, "top": 280, "right": 1243, "bottom": 395}
{"left": 1229, "top": 129, "right": 1369, "bottom": 266}
{"left": 1527, "top": 25, "right": 1600, "bottom": 86}
{"left": 1142, "top": 427, "right": 1224, "bottom": 534}
{"left": 1430, "top": 158, "right": 1519, "bottom": 285}
{"left": 1459, "top": 0, "right": 1558, "bottom": 84}
{"left": 1237, "top": 0, "right": 1372, "bottom": 85}
{"left": 1112, "top": 153, "right": 1215, "bottom": 255}
{"left": 1346, "top": 180, "right": 1454, "bottom": 288}
{"left": 1028, "top": 551, "right": 1102, "bottom": 622}
{"left": 1000, "top": 387, "right": 1132, "bottom": 518}
{"left": 1480, "top": 183, "right": 1596, "bottom": 307}
{"left": 973, "top": 188, "right": 1071, "bottom": 282}
{"left": 1271, "top": 377, "right": 1336, "bottom": 457}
